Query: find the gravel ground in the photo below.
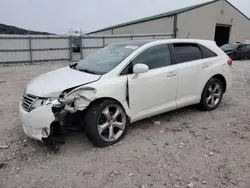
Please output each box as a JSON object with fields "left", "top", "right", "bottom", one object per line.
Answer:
{"left": 0, "top": 61, "right": 250, "bottom": 188}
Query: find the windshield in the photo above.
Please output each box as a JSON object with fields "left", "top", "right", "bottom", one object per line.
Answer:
{"left": 75, "top": 44, "right": 139, "bottom": 75}
{"left": 221, "top": 43, "right": 240, "bottom": 51}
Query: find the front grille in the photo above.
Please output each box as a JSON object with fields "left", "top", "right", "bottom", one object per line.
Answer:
{"left": 21, "top": 94, "right": 37, "bottom": 112}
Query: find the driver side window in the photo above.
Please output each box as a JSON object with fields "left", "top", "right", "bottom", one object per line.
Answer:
{"left": 238, "top": 44, "right": 246, "bottom": 50}
{"left": 133, "top": 44, "right": 171, "bottom": 69}
{"left": 120, "top": 44, "right": 171, "bottom": 75}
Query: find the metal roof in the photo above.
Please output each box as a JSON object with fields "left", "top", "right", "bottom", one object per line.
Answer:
{"left": 88, "top": 0, "right": 250, "bottom": 34}
{"left": 226, "top": 1, "right": 250, "bottom": 22}
{"left": 88, "top": 0, "right": 219, "bottom": 34}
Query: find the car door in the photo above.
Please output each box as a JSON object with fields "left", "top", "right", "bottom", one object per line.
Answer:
{"left": 246, "top": 44, "right": 250, "bottom": 58}
{"left": 171, "top": 43, "right": 215, "bottom": 108}
{"left": 236, "top": 44, "right": 247, "bottom": 59}
{"left": 126, "top": 44, "right": 178, "bottom": 122}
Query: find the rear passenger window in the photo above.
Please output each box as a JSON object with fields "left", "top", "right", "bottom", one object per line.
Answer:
{"left": 199, "top": 44, "right": 217, "bottom": 58}
{"left": 173, "top": 43, "right": 203, "bottom": 63}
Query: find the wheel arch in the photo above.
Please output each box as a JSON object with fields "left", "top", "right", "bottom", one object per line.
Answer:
{"left": 201, "top": 74, "right": 227, "bottom": 101}
{"left": 210, "top": 74, "right": 227, "bottom": 93}
{"left": 86, "top": 97, "right": 131, "bottom": 117}
{"left": 199, "top": 74, "right": 226, "bottom": 111}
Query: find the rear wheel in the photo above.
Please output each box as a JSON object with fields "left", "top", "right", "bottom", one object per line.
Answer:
{"left": 199, "top": 78, "right": 224, "bottom": 111}
{"left": 84, "top": 99, "right": 129, "bottom": 147}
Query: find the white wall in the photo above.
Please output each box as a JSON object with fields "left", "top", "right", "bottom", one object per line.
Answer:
{"left": 177, "top": 0, "right": 250, "bottom": 43}
{"left": 92, "top": 16, "right": 174, "bottom": 35}
{"left": 220, "top": 1, "right": 250, "bottom": 43}
{"left": 113, "top": 17, "right": 174, "bottom": 34}
{"left": 0, "top": 35, "right": 70, "bottom": 63}
{"left": 177, "top": 2, "right": 217, "bottom": 40}
{"left": 0, "top": 51, "right": 30, "bottom": 62}
{"left": 0, "top": 38, "right": 29, "bottom": 50}
{"left": 90, "top": 0, "right": 250, "bottom": 43}
{"left": 31, "top": 38, "right": 68, "bottom": 49}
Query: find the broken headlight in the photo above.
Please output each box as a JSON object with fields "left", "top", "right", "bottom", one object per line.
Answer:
{"left": 58, "top": 94, "right": 74, "bottom": 104}
{"left": 58, "top": 87, "right": 95, "bottom": 104}
{"left": 31, "top": 98, "right": 57, "bottom": 110}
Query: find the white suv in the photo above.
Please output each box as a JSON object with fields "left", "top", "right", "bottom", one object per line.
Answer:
{"left": 20, "top": 39, "right": 232, "bottom": 147}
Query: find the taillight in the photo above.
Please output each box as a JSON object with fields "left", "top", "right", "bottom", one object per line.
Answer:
{"left": 227, "top": 58, "right": 232, "bottom": 66}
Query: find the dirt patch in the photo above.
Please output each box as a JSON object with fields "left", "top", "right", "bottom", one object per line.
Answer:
{"left": 0, "top": 61, "right": 250, "bottom": 188}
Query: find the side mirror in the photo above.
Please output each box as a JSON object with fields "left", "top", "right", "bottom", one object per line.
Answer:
{"left": 133, "top": 63, "right": 149, "bottom": 74}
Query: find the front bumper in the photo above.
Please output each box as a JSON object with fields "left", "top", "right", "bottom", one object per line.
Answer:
{"left": 19, "top": 103, "right": 55, "bottom": 141}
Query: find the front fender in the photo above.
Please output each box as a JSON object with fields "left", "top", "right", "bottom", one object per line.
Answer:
{"left": 61, "top": 76, "right": 132, "bottom": 117}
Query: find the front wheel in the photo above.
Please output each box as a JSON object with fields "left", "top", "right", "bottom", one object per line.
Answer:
{"left": 84, "top": 99, "right": 129, "bottom": 147}
{"left": 199, "top": 78, "right": 224, "bottom": 111}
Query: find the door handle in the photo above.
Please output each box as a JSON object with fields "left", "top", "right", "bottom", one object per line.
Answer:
{"left": 202, "top": 63, "right": 210, "bottom": 68}
{"left": 167, "top": 71, "right": 177, "bottom": 77}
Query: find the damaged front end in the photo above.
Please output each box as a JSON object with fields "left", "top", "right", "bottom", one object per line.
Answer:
{"left": 20, "top": 87, "right": 97, "bottom": 149}
{"left": 58, "top": 87, "right": 96, "bottom": 112}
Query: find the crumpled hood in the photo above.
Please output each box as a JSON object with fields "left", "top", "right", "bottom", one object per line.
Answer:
{"left": 26, "top": 66, "right": 101, "bottom": 98}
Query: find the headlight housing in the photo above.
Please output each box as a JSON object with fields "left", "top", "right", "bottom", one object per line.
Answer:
{"left": 58, "top": 87, "right": 96, "bottom": 104}
{"left": 30, "top": 98, "right": 57, "bottom": 110}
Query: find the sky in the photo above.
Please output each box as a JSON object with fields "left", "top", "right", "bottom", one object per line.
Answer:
{"left": 0, "top": 0, "right": 250, "bottom": 34}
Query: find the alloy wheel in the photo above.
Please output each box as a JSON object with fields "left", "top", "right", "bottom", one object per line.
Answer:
{"left": 97, "top": 105, "right": 126, "bottom": 142}
{"left": 206, "top": 83, "right": 222, "bottom": 108}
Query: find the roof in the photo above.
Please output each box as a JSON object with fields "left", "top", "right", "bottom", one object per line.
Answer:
{"left": 114, "top": 39, "right": 156, "bottom": 46}
{"left": 226, "top": 1, "right": 250, "bottom": 22}
{"left": 111, "top": 39, "right": 217, "bottom": 48}
{"left": 88, "top": 0, "right": 219, "bottom": 34}
{"left": 88, "top": 0, "right": 250, "bottom": 34}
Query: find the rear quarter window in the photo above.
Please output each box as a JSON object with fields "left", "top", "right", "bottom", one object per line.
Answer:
{"left": 199, "top": 44, "right": 217, "bottom": 58}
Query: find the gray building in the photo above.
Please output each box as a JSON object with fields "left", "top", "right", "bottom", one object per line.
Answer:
{"left": 88, "top": 0, "right": 250, "bottom": 46}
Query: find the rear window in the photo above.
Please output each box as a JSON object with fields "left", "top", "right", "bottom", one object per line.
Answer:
{"left": 173, "top": 43, "right": 203, "bottom": 63}
{"left": 199, "top": 44, "right": 217, "bottom": 58}
{"left": 221, "top": 43, "right": 240, "bottom": 51}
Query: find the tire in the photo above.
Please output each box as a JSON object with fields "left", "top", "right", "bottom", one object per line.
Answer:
{"left": 199, "top": 78, "right": 224, "bottom": 111}
{"left": 84, "top": 99, "right": 129, "bottom": 147}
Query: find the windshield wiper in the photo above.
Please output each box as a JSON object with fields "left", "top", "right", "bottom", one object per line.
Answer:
{"left": 69, "top": 62, "right": 78, "bottom": 69}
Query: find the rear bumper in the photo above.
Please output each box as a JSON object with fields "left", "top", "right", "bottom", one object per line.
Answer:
{"left": 19, "top": 103, "right": 55, "bottom": 141}
{"left": 224, "top": 66, "right": 233, "bottom": 91}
